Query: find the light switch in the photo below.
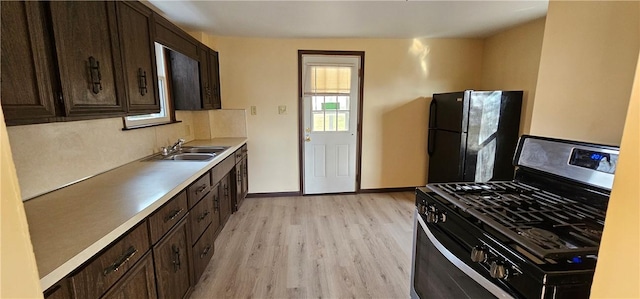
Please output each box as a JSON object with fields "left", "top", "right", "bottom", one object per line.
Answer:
{"left": 251, "top": 106, "right": 257, "bottom": 115}
{"left": 278, "top": 105, "right": 287, "bottom": 115}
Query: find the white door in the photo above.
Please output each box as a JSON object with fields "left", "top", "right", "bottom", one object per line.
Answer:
{"left": 302, "top": 55, "right": 360, "bottom": 194}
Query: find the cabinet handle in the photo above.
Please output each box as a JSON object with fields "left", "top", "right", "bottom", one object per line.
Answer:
{"left": 137, "top": 68, "right": 147, "bottom": 96}
{"left": 172, "top": 244, "right": 181, "bottom": 272}
{"left": 88, "top": 56, "right": 102, "bottom": 94}
{"left": 213, "top": 195, "right": 219, "bottom": 211}
{"left": 102, "top": 246, "right": 138, "bottom": 276}
{"left": 195, "top": 185, "right": 207, "bottom": 194}
{"left": 200, "top": 244, "right": 212, "bottom": 259}
{"left": 224, "top": 184, "right": 229, "bottom": 196}
{"left": 197, "top": 210, "right": 210, "bottom": 222}
{"left": 164, "top": 208, "right": 184, "bottom": 223}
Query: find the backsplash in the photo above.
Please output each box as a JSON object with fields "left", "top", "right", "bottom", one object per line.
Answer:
{"left": 8, "top": 111, "right": 197, "bottom": 200}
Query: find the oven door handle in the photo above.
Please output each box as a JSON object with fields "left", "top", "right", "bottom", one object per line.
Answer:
{"left": 415, "top": 211, "right": 515, "bottom": 299}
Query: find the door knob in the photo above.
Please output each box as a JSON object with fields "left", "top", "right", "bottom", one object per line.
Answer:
{"left": 305, "top": 136, "right": 311, "bottom": 142}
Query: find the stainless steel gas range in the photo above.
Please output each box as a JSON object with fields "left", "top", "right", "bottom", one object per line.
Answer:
{"left": 411, "top": 135, "right": 619, "bottom": 298}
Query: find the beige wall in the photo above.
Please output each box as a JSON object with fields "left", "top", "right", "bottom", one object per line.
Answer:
{"left": 591, "top": 51, "right": 640, "bottom": 298}
{"left": 481, "top": 17, "right": 546, "bottom": 135}
{"left": 7, "top": 112, "right": 198, "bottom": 200}
{"left": 0, "top": 108, "right": 43, "bottom": 298}
{"left": 211, "top": 37, "right": 484, "bottom": 192}
{"left": 530, "top": 1, "right": 640, "bottom": 145}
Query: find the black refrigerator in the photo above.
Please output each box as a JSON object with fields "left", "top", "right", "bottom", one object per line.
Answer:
{"left": 427, "top": 90, "right": 523, "bottom": 183}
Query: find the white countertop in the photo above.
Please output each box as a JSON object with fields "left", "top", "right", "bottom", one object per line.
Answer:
{"left": 23, "top": 138, "right": 247, "bottom": 291}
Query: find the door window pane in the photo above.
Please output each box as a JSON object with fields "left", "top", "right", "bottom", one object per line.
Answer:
{"left": 311, "top": 95, "right": 350, "bottom": 132}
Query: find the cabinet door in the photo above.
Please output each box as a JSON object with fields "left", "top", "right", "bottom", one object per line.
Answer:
{"left": 219, "top": 174, "right": 232, "bottom": 226}
{"left": 50, "top": 1, "right": 126, "bottom": 117}
{"left": 241, "top": 157, "right": 248, "bottom": 201}
{"left": 210, "top": 184, "right": 221, "bottom": 237}
{"left": 153, "top": 217, "right": 192, "bottom": 299}
{"left": 208, "top": 49, "right": 222, "bottom": 109}
{"left": 198, "top": 45, "right": 212, "bottom": 109}
{"left": 169, "top": 50, "right": 202, "bottom": 110}
{"left": 1, "top": 1, "right": 58, "bottom": 124}
{"left": 116, "top": 2, "right": 160, "bottom": 114}
{"left": 101, "top": 252, "right": 157, "bottom": 299}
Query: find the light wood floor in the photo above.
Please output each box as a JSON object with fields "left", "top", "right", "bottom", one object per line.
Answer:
{"left": 190, "top": 192, "right": 416, "bottom": 299}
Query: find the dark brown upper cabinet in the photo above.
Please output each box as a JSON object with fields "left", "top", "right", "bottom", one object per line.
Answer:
{"left": 49, "top": 1, "right": 127, "bottom": 117}
{"left": 168, "top": 50, "right": 202, "bottom": 110}
{"left": 209, "top": 50, "right": 222, "bottom": 109}
{"left": 0, "top": 1, "right": 58, "bottom": 125}
{"left": 116, "top": 1, "right": 160, "bottom": 115}
{"left": 199, "top": 47, "right": 222, "bottom": 110}
{"left": 170, "top": 46, "right": 222, "bottom": 111}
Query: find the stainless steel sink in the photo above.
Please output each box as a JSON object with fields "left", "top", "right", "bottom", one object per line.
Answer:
{"left": 164, "top": 153, "right": 215, "bottom": 161}
{"left": 179, "top": 146, "right": 229, "bottom": 154}
{"left": 143, "top": 145, "right": 230, "bottom": 162}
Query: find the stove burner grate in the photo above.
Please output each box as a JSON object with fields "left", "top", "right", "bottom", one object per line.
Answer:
{"left": 428, "top": 181, "right": 606, "bottom": 259}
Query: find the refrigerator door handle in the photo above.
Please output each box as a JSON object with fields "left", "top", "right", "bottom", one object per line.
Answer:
{"left": 428, "top": 129, "right": 436, "bottom": 156}
{"left": 429, "top": 98, "right": 437, "bottom": 128}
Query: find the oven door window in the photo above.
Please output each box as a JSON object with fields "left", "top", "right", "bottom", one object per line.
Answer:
{"left": 414, "top": 223, "right": 499, "bottom": 299}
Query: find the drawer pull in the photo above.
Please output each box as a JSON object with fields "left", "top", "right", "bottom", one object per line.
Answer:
{"left": 102, "top": 246, "right": 138, "bottom": 276}
{"left": 172, "top": 245, "right": 181, "bottom": 272}
{"left": 195, "top": 185, "right": 207, "bottom": 194}
{"left": 213, "top": 195, "right": 219, "bottom": 212}
{"left": 197, "top": 210, "right": 210, "bottom": 222}
{"left": 200, "top": 244, "right": 212, "bottom": 259}
{"left": 164, "top": 208, "right": 184, "bottom": 223}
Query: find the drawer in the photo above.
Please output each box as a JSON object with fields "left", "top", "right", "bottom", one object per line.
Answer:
{"left": 149, "top": 191, "right": 188, "bottom": 244}
{"left": 188, "top": 172, "right": 211, "bottom": 208}
{"left": 190, "top": 190, "right": 213, "bottom": 245}
{"left": 234, "top": 144, "right": 248, "bottom": 163}
{"left": 69, "top": 222, "right": 150, "bottom": 299}
{"left": 192, "top": 224, "right": 215, "bottom": 283}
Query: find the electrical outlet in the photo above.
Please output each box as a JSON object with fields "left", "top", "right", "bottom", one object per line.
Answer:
{"left": 278, "top": 105, "right": 287, "bottom": 115}
{"left": 251, "top": 106, "right": 257, "bottom": 115}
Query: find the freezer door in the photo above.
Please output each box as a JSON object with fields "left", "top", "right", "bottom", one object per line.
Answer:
{"left": 427, "top": 129, "right": 466, "bottom": 183}
{"left": 463, "top": 91, "right": 523, "bottom": 182}
{"left": 429, "top": 91, "right": 468, "bottom": 132}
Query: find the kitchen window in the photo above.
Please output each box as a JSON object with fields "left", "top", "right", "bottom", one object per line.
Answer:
{"left": 123, "top": 43, "right": 172, "bottom": 129}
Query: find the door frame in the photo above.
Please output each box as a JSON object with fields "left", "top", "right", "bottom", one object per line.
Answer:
{"left": 297, "top": 50, "right": 365, "bottom": 195}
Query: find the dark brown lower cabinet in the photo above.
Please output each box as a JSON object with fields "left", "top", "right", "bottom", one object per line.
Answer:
{"left": 219, "top": 174, "right": 232, "bottom": 226}
{"left": 153, "top": 217, "right": 192, "bottom": 299}
{"left": 192, "top": 224, "right": 215, "bottom": 282}
{"left": 43, "top": 280, "right": 71, "bottom": 299}
{"left": 210, "top": 184, "right": 221, "bottom": 237}
{"left": 101, "top": 252, "right": 157, "bottom": 299}
{"left": 234, "top": 157, "right": 248, "bottom": 211}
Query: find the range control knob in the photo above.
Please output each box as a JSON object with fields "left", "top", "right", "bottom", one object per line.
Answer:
{"left": 490, "top": 261, "right": 507, "bottom": 279}
{"left": 470, "top": 246, "right": 487, "bottom": 262}
{"left": 425, "top": 206, "right": 447, "bottom": 223}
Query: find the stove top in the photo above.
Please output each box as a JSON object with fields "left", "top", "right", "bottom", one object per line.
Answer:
{"left": 427, "top": 181, "right": 606, "bottom": 260}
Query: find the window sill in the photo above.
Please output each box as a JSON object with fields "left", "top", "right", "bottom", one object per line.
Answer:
{"left": 122, "top": 120, "right": 182, "bottom": 131}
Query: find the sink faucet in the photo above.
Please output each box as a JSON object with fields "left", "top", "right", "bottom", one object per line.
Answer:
{"left": 170, "top": 138, "right": 185, "bottom": 152}
{"left": 161, "top": 138, "right": 185, "bottom": 156}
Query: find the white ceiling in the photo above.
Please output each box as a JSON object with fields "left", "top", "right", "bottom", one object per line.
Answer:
{"left": 147, "top": 1, "right": 548, "bottom": 39}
